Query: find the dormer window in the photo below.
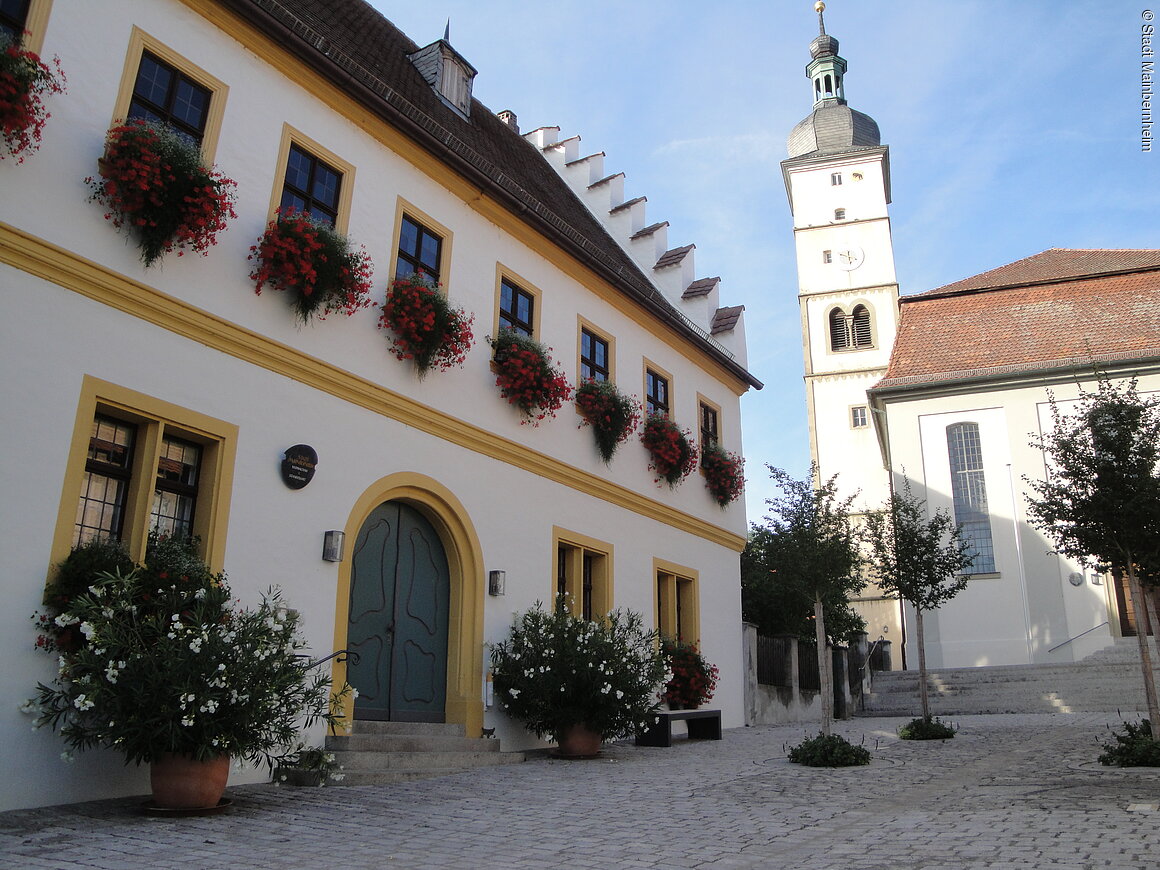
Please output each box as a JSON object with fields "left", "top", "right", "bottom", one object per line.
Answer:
{"left": 408, "top": 39, "right": 477, "bottom": 120}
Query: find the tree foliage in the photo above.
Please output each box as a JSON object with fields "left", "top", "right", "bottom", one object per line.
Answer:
{"left": 1024, "top": 377, "right": 1160, "bottom": 581}
{"left": 742, "top": 467, "right": 867, "bottom": 644}
{"left": 864, "top": 479, "right": 974, "bottom": 611}
{"left": 865, "top": 478, "right": 974, "bottom": 721}
{"left": 1024, "top": 376, "right": 1160, "bottom": 729}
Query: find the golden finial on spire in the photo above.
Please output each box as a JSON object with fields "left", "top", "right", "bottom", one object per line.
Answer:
{"left": 815, "top": 2, "right": 827, "bottom": 35}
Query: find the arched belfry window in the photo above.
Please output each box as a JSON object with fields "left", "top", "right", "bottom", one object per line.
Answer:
{"left": 851, "top": 305, "right": 872, "bottom": 346}
{"left": 823, "top": 74, "right": 833, "bottom": 97}
{"left": 828, "top": 305, "right": 874, "bottom": 352}
{"left": 946, "top": 422, "right": 996, "bottom": 573}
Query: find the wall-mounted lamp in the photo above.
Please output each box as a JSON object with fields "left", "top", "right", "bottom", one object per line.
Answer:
{"left": 488, "top": 570, "right": 506, "bottom": 596}
{"left": 322, "top": 530, "right": 346, "bottom": 563}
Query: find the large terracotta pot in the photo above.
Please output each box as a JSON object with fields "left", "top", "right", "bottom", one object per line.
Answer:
{"left": 150, "top": 753, "right": 230, "bottom": 809}
{"left": 556, "top": 723, "right": 602, "bottom": 758}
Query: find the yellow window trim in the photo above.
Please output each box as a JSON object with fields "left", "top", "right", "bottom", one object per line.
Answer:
{"left": 267, "top": 125, "right": 357, "bottom": 234}
{"left": 17, "top": 0, "right": 53, "bottom": 53}
{"left": 176, "top": 0, "right": 752, "bottom": 397}
{"left": 50, "top": 375, "right": 238, "bottom": 579}
{"left": 388, "top": 197, "right": 455, "bottom": 291}
{"left": 576, "top": 315, "right": 615, "bottom": 383}
{"left": 653, "top": 558, "right": 701, "bottom": 645}
{"left": 696, "top": 393, "right": 722, "bottom": 446}
{"left": 3, "top": 222, "right": 744, "bottom": 553}
{"left": 111, "top": 26, "right": 229, "bottom": 162}
{"left": 552, "top": 526, "right": 614, "bottom": 617}
{"left": 643, "top": 358, "right": 675, "bottom": 417}
{"left": 492, "top": 264, "right": 543, "bottom": 339}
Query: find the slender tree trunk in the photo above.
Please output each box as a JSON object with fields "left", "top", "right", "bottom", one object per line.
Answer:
{"left": 1126, "top": 565, "right": 1160, "bottom": 727}
{"left": 1143, "top": 583, "right": 1160, "bottom": 661}
{"left": 815, "top": 593, "right": 833, "bottom": 736}
{"left": 915, "top": 606, "right": 931, "bottom": 721}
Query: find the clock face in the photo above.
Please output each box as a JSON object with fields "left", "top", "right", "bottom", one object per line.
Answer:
{"left": 837, "top": 246, "right": 865, "bottom": 270}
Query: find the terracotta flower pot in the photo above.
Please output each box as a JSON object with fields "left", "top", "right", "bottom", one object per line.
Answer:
{"left": 150, "top": 753, "right": 230, "bottom": 809}
{"left": 556, "top": 723, "right": 602, "bottom": 758}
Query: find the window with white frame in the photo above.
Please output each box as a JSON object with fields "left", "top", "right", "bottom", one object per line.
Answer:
{"left": 946, "top": 422, "right": 996, "bottom": 573}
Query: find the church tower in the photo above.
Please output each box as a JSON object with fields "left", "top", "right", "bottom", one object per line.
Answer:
{"left": 782, "top": 2, "right": 902, "bottom": 645}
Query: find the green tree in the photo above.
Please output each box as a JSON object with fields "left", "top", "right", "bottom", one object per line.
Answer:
{"left": 864, "top": 478, "right": 974, "bottom": 721}
{"left": 742, "top": 525, "right": 865, "bottom": 644}
{"left": 746, "top": 466, "right": 866, "bottom": 735}
{"left": 1024, "top": 377, "right": 1160, "bottom": 727}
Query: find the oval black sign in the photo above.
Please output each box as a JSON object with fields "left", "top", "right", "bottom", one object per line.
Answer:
{"left": 281, "top": 444, "right": 318, "bottom": 490}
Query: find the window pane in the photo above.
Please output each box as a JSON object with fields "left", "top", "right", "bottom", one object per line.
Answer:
{"left": 419, "top": 232, "right": 440, "bottom": 271}
{"left": 947, "top": 423, "right": 996, "bottom": 573}
{"left": 284, "top": 146, "right": 312, "bottom": 192}
{"left": 133, "top": 54, "right": 173, "bottom": 108}
{"left": 0, "top": 0, "right": 30, "bottom": 43}
{"left": 172, "top": 78, "right": 209, "bottom": 132}
{"left": 399, "top": 217, "right": 419, "bottom": 256}
{"left": 311, "top": 163, "right": 340, "bottom": 210}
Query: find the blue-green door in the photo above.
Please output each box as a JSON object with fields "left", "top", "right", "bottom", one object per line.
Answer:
{"left": 347, "top": 502, "right": 450, "bottom": 722}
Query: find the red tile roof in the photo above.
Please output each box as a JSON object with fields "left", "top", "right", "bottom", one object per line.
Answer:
{"left": 875, "top": 250, "right": 1160, "bottom": 390}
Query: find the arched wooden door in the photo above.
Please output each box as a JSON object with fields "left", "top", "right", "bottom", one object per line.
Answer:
{"left": 347, "top": 501, "right": 450, "bottom": 721}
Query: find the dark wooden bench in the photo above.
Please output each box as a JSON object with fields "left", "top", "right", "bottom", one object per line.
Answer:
{"left": 635, "top": 708, "right": 722, "bottom": 747}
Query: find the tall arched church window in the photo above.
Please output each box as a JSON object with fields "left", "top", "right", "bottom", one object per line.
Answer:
{"left": 946, "top": 423, "right": 996, "bottom": 573}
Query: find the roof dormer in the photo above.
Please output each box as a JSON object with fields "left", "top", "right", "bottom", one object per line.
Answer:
{"left": 408, "top": 36, "right": 477, "bottom": 120}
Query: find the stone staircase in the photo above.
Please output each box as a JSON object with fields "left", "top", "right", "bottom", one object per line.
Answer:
{"left": 325, "top": 721, "right": 526, "bottom": 785}
{"left": 860, "top": 638, "right": 1160, "bottom": 717}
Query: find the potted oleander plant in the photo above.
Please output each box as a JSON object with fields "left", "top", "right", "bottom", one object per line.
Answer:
{"left": 490, "top": 600, "right": 667, "bottom": 757}
{"left": 661, "top": 640, "right": 719, "bottom": 710}
{"left": 26, "top": 535, "right": 344, "bottom": 809}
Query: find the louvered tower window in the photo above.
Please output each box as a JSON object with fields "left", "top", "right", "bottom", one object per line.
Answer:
{"left": 828, "top": 306, "right": 874, "bottom": 351}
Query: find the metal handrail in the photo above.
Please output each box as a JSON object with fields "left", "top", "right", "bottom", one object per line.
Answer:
{"left": 1047, "top": 621, "right": 1110, "bottom": 654}
{"left": 296, "top": 649, "right": 360, "bottom": 669}
{"left": 858, "top": 636, "right": 886, "bottom": 680}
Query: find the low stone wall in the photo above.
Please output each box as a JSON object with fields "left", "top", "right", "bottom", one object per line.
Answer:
{"left": 743, "top": 624, "right": 870, "bottom": 725}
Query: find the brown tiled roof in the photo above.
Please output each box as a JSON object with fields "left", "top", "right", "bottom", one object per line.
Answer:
{"left": 683, "top": 277, "right": 721, "bottom": 299}
{"left": 217, "top": 0, "right": 761, "bottom": 388}
{"left": 875, "top": 251, "right": 1160, "bottom": 391}
{"left": 921, "top": 249, "right": 1160, "bottom": 296}
{"left": 588, "top": 173, "right": 624, "bottom": 189}
{"left": 711, "top": 305, "right": 744, "bottom": 335}
{"left": 655, "top": 244, "right": 694, "bottom": 269}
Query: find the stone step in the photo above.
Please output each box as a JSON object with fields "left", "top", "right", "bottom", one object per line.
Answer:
{"left": 331, "top": 748, "right": 525, "bottom": 772}
{"left": 327, "top": 733, "right": 502, "bottom": 753}
{"left": 347, "top": 720, "right": 467, "bottom": 737}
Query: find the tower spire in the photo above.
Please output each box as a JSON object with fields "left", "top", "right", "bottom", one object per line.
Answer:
{"left": 806, "top": 1, "right": 846, "bottom": 107}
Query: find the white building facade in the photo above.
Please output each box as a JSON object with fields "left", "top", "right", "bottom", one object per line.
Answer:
{"left": 0, "top": 0, "right": 759, "bottom": 810}
{"left": 786, "top": 8, "right": 1160, "bottom": 671}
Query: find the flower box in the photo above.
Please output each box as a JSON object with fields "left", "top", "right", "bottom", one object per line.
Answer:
{"left": 0, "top": 33, "right": 65, "bottom": 163}
{"left": 641, "top": 414, "right": 698, "bottom": 487}
{"left": 487, "top": 330, "right": 572, "bottom": 424}
{"left": 86, "top": 119, "right": 237, "bottom": 267}
{"left": 250, "top": 209, "right": 374, "bottom": 323}
{"left": 379, "top": 274, "right": 474, "bottom": 375}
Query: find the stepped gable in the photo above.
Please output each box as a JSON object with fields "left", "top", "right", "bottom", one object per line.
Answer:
{"left": 875, "top": 249, "right": 1160, "bottom": 390}
{"left": 631, "top": 221, "right": 668, "bottom": 239}
{"left": 220, "top": 0, "right": 760, "bottom": 389}
{"left": 711, "top": 306, "right": 744, "bottom": 335}
{"left": 655, "top": 244, "right": 695, "bottom": 270}
{"left": 684, "top": 277, "right": 720, "bottom": 299}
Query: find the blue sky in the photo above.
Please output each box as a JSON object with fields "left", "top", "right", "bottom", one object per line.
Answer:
{"left": 369, "top": 0, "right": 1157, "bottom": 522}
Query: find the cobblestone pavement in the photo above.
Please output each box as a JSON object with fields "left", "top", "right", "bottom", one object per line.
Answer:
{"left": 3, "top": 713, "right": 1159, "bottom": 869}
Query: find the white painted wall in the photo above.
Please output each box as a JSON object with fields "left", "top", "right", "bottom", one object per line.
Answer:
{"left": 0, "top": 0, "right": 751, "bottom": 810}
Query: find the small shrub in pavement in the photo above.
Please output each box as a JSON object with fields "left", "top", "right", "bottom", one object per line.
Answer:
{"left": 898, "top": 716, "right": 956, "bottom": 740}
{"left": 1098, "top": 719, "right": 1160, "bottom": 767}
{"left": 787, "top": 732, "right": 870, "bottom": 767}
